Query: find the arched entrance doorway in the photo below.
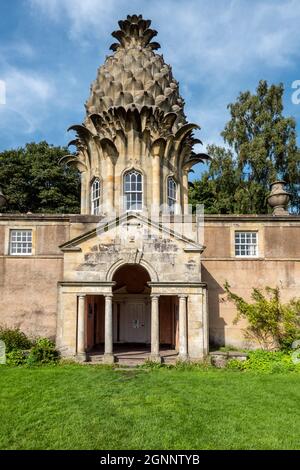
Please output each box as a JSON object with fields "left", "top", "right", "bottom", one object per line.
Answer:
{"left": 86, "top": 263, "right": 179, "bottom": 363}
{"left": 112, "top": 264, "right": 151, "bottom": 344}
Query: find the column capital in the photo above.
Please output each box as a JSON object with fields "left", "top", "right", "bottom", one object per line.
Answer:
{"left": 178, "top": 295, "right": 188, "bottom": 300}
{"left": 78, "top": 294, "right": 86, "bottom": 299}
{"left": 104, "top": 294, "right": 113, "bottom": 299}
{"left": 150, "top": 294, "right": 160, "bottom": 300}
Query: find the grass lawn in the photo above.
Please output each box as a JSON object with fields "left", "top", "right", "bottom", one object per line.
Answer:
{"left": 0, "top": 364, "right": 299, "bottom": 450}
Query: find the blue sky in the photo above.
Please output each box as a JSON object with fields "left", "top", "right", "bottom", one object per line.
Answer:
{"left": 0, "top": 0, "right": 300, "bottom": 179}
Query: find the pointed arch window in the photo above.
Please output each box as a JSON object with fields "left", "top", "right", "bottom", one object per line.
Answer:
{"left": 124, "top": 170, "right": 143, "bottom": 211}
{"left": 91, "top": 178, "right": 101, "bottom": 215}
{"left": 167, "top": 177, "right": 177, "bottom": 212}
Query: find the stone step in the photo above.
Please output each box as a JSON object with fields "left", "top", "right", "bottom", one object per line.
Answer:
{"left": 162, "top": 355, "right": 178, "bottom": 364}
{"left": 88, "top": 355, "right": 104, "bottom": 363}
{"left": 116, "top": 357, "right": 147, "bottom": 366}
{"left": 87, "top": 354, "right": 179, "bottom": 366}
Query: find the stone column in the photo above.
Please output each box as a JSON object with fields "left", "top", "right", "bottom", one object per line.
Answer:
{"left": 77, "top": 294, "right": 86, "bottom": 361}
{"left": 152, "top": 155, "right": 160, "bottom": 211}
{"left": 80, "top": 172, "right": 89, "bottom": 215}
{"left": 106, "top": 158, "right": 114, "bottom": 213}
{"left": 103, "top": 294, "right": 114, "bottom": 364}
{"left": 182, "top": 170, "right": 189, "bottom": 214}
{"left": 150, "top": 295, "right": 161, "bottom": 363}
{"left": 178, "top": 296, "right": 188, "bottom": 361}
{"left": 202, "top": 287, "right": 209, "bottom": 356}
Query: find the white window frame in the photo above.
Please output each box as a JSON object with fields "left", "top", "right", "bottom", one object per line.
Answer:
{"left": 124, "top": 170, "right": 143, "bottom": 212}
{"left": 167, "top": 177, "right": 177, "bottom": 213}
{"left": 9, "top": 229, "right": 33, "bottom": 256}
{"left": 91, "top": 178, "right": 101, "bottom": 215}
{"left": 235, "top": 231, "right": 258, "bottom": 258}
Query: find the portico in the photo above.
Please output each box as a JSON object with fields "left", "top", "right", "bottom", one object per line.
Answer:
{"left": 57, "top": 276, "right": 208, "bottom": 364}
{"left": 56, "top": 208, "right": 208, "bottom": 363}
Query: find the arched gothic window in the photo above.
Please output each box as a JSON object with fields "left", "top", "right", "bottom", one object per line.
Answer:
{"left": 167, "top": 177, "right": 177, "bottom": 212}
{"left": 91, "top": 178, "right": 101, "bottom": 215}
{"left": 124, "top": 170, "right": 143, "bottom": 211}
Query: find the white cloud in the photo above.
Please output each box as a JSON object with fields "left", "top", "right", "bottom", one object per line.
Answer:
{"left": 1, "top": 67, "right": 55, "bottom": 133}
{"left": 29, "top": 0, "right": 121, "bottom": 40}
{"left": 16, "top": 0, "right": 300, "bottom": 150}
{"left": 30, "top": 0, "right": 300, "bottom": 74}
{"left": 0, "top": 41, "right": 36, "bottom": 61}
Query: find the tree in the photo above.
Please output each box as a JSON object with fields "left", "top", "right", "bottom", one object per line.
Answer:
{"left": 0, "top": 142, "right": 80, "bottom": 213}
{"left": 190, "top": 81, "right": 300, "bottom": 214}
{"left": 189, "top": 145, "right": 239, "bottom": 214}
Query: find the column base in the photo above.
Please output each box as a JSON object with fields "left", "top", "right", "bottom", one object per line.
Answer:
{"left": 178, "top": 354, "right": 189, "bottom": 362}
{"left": 103, "top": 353, "right": 115, "bottom": 364}
{"left": 76, "top": 352, "right": 87, "bottom": 363}
{"left": 149, "top": 354, "right": 161, "bottom": 363}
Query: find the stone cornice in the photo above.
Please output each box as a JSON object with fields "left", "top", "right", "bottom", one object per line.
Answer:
{"left": 203, "top": 214, "right": 300, "bottom": 222}
{"left": 148, "top": 282, "right": 207, "bottom": 288}
{"left": 0, "top": 213, "right": 299, "bottom": 224}
{"left": 0, "top": 213, "right": 71, "bottom": 221}
{"left": 58, "top": 281, "right": 116, "bottom": 287}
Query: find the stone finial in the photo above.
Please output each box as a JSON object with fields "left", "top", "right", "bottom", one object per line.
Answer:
{"left": 0, "top": 186, "right": 7, "bottom": 209}
{"left": 267, "top": 180, "right": 290, "bottom": 216}
{"left": 110, "top": 14, "right": 160, "bottom": 51}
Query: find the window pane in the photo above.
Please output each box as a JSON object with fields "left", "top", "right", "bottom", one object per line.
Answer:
{"left": 167, "top": 178, "right": 177, "bottom": 212}
{"left": 124, "top": 170, "right": 143, "bottom": 211}
{"left": 10, "top": 230, "right": 32, "bottom": 255}
{"left": 235, "top": 231, "right": 258, "bottom": 257}
{"left": 91, "top": 179, "right": 101, "bottom": 215}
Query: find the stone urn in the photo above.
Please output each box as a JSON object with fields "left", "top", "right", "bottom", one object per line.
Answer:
{"left": 0, "top": 186, "right": 7, "bottom": 209}
{"left": 267, "top": 181, "right": 290, "bottom": 216}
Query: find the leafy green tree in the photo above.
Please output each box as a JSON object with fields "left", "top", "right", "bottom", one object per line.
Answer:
{"left": 189, "top": 145, "right": 238, "bottom": 214}
{"left": 190, "top": 81, "right": 300, "bottom": 214}
{"left": 0, "top": 142, "right": 80, "bottom": 213}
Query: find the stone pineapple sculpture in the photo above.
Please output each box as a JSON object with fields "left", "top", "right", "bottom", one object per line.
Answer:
{"left": 63, "top": 15, "right": 209, "bottom": 213}
{"left": 85, "top": 14, "right": 186, "bottom": 131}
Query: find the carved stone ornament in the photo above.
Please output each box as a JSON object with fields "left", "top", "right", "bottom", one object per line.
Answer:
{"left": 63, "top": 14, "right": 210, "bottom": 175}
{"left": 267, "top": 180, "right": 290, "bottom": 216}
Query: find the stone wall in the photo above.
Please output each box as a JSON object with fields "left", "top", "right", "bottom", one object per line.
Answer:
{"left": 202, "top": 215, "right": 300, "bottom": 348}
{"left": 0, "top": 216, "right": 69, "bottom": 339}
{"left": 0, "top": 213, "right": 299, "bottom": 351}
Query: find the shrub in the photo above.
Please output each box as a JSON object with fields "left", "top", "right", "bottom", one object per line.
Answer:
{"left": 224, "top": 283, "right": 300, "bottom": 350}
{"left": 226, "top": 359, "right": 245, "bottom": 371}
{"left": 227, "top": 350, "right": 300, "bottom": 373}
{"left": 6, "top": 349, "right": 26, "bottom": 366}
{"left": 0, "top": 326, "right": 32, "bottom": 352}
{"left": 26, "top": 338, "right": 59, "bottom": 365}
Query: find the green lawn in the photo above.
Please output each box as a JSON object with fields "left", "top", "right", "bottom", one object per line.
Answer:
{"left": 0, "top": 365, "right": 299, "bottom": 450}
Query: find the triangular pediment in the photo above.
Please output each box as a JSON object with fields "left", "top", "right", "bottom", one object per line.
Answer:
{"left": 60, "top": 211, "right": 204, "bottom": 253}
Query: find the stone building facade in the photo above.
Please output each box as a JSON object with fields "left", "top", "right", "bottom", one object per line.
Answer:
{"left": 0, "top": 15, "right": 299, "bottom": 362}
